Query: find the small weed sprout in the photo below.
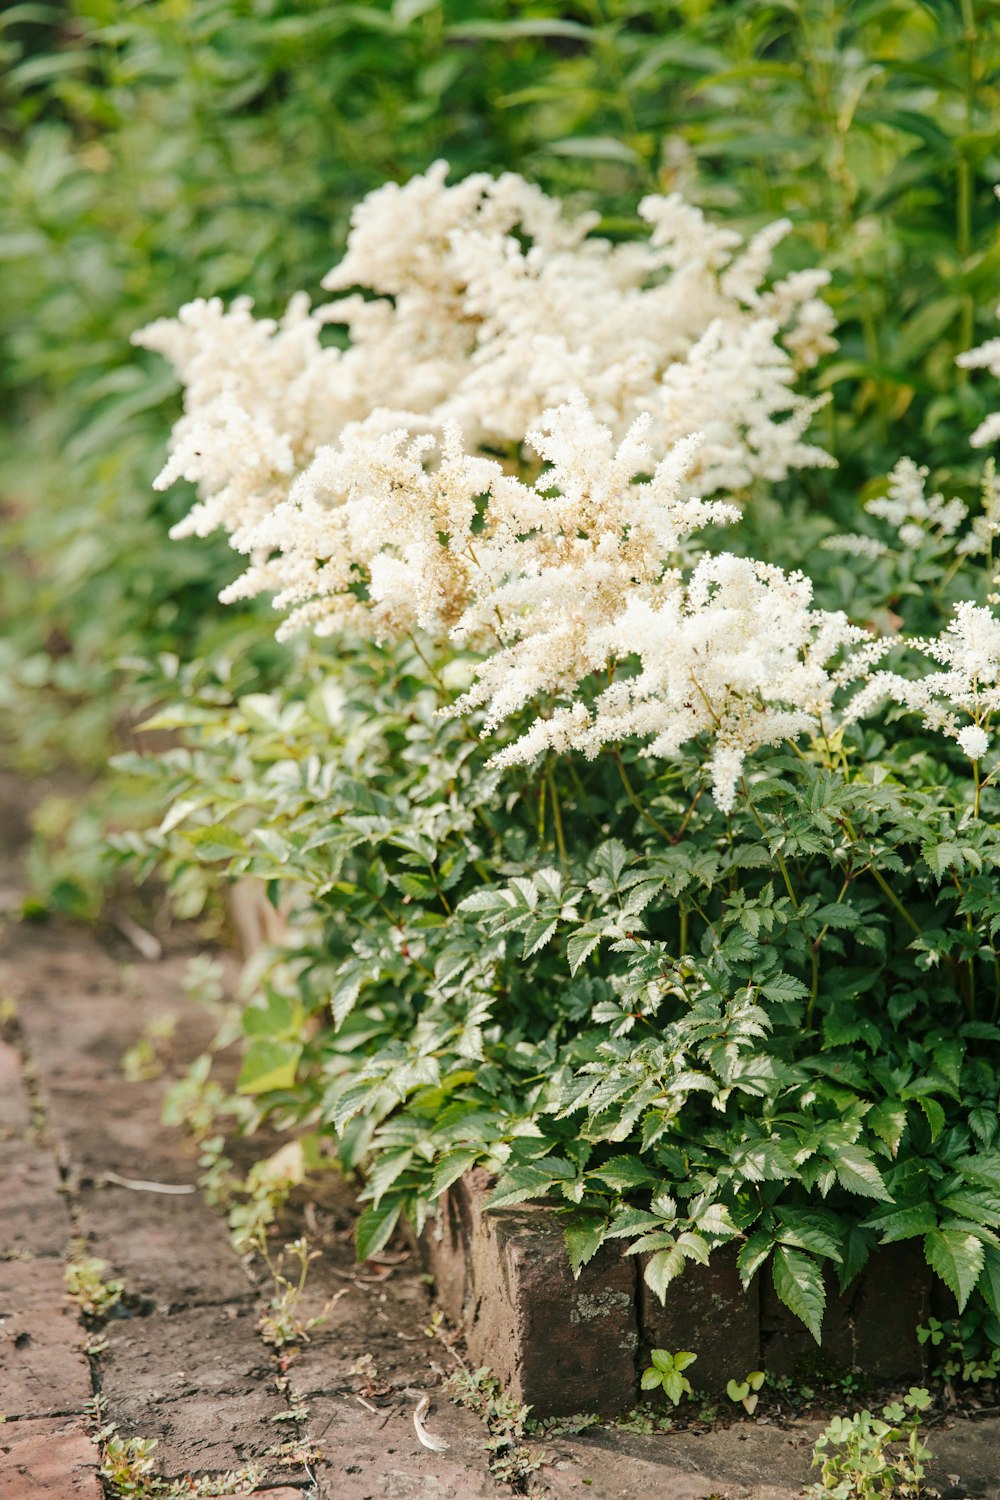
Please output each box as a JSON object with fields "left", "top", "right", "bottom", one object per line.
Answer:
{"left": 447, "top": 1366, "right": 543, "bottom": 1486}
{"left": 99, "top": 1432, "right": 159, "bottom": 1498}
{"left": 613, "top": 1405, "right": 674, "bottom": 1435}
{"left": 807, "top": 1388, "right": 932, "bottom": 1499}
{"left": 917, "top": 1316, "right": 1000, "bottom": 1384}
{"left": 66, "top": 1250, "right": 124, "bottom": 1320}
{"left": 98, "top": 1423, "right": 265, "bottom": 1500}
{"left": 641, "top": 1349, "right": 697, "bottom": 1406}
{"left": 121, "top": 1012, "right": 177, "bottom": 1083}
{"left": 726, "top": 1369, "right": 766, "bottom": 1415}
{"left": 256, "top": 1235, "right": 343, "bottom": 1350}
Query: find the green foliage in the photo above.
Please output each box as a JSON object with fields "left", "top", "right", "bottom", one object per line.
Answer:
{"left": 807, "top": 1388, "right": 932, "bottom": 1499}
{"left": 121, "top": 559, "right": 1000, "bottom": 1343}
{"left": 640, "top": 1349, "right": 697, "bottom": 1405}
{"left": 446, "top": 1366, "right": 542, "bottom": 1486}
{"left": 917, "top": 1308, "right": 1000, "bottom": 1383}
{"left": 726, "top": 1369, "right": 765, "bottom": 1415}
{"left": 65, "top": 1250, "right": 124, "bottom": 1320}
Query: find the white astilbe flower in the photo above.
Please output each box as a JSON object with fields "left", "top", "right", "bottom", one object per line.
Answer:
{"left": 133, "top": 293, "right": 349, "bottom": 541}
{"left": 866, "top": 458, "right": 968, "bottom": 545}
{"left": 957, "top": 309, "right": 1000, "bottom": 449}
{"left": 451, "top": 397, "right": 738, "bottom": 727}
{"left": 222, "top": 419, "right": 503, "bottom": 641}
{"left": 138, "top": 162, "right": 837, "bottom": 550}
{"left": 957, "top": 724, "right": 990, "bottom": 761}
{"left": 489, "top": 553, "right": 863, "bottom": 815}
{"left": 845, "top": 599, "right": 1000, "bottom": 752}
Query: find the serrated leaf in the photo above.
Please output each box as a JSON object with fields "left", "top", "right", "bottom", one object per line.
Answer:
{"left": 833, "top": 1145, "right": 891, "bottom": 1201}
{"left": 957, "top": 1152, "right": 1000, "bottom": 1191}
{"left": 588, "top": 1156, "right": 659, "bottom": 1192}
{"left": 737, "top": 1227, "right": 773, "bottom": 1286}
{"left": 868, "top": 1101, "right": 907, "bottom": 1156}
{"left": 864, "top": 1203, "right": 937, "bottom": 1243}
{"left": 644, "top": 1242, "right": 687, "bottom": 1301}
{"left": 772, "top": 1246, "right": 826, "bottom": 1343}
{"left": 567, "top": 927, "right": 603, "bottom": 976}
{"left": 356, "top": 1198, "right": 403, "bottom": 1262}
{"left": 978, "top": 1245, "right": 1000, "bottom": 1319}
{"left": 565, "top": 1214, "right": 608, "bottom": 1276}
{"left": 924, "top": 1226, "right": 984, "bottom": 1311}
{"left": 522, "top": 918, "right": 558, "bottom": 958}
{"left": 913, "top": 1095, "right": 946, "bottom": 1141}
{"left": 774, "top": 1208, "right": 842, "bottom": 1262}
{"left": 431, "top": 1149, "right": 479, "bottom": 1197}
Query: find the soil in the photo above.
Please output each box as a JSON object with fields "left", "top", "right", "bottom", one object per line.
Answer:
{"left": 2, "top": 770, "right": 1000, "bottom": 1499}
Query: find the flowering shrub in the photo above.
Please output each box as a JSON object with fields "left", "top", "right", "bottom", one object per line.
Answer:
{"left": 129, "top": 167, "right": 1000, "bottom": 1348}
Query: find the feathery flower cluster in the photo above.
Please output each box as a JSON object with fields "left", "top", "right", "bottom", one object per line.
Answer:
{"left": 823, "top": 457, "right": 968, "bottom": 559}
{"left": 136, "top": 162, "right": 836, "bottom": 550}
{"left": 846, "top": 600, "right": 1000, "bottom": 760}
{"left": 212, "top": 389, "right": 859, "bottom": 812}
{"left": 134, "top": 167, "right": 858, "bottom": 807}
{"left": 957, "top": 311, "right": 1000, "bottom": 449}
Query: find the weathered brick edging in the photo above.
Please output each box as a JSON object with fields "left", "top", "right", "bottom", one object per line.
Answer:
{"left": 422, "top": 1170, "right": 931, "bottom": 1416}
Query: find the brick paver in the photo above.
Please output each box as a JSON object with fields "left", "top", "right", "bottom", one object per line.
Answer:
{"left": 0, "top": 1259, "right": 93, "bottom": 1418}
{"left": 0, "top": 1416, "right": 103, "bottom": 1500}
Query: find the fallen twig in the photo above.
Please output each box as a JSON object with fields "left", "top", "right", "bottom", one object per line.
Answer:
{"left": 112, "top": 914, "right": 162, "bottom": 961}
{"left": 103, "top": 1170, "right": 196, "bottom": 1195}
{"left": 413, "top": 1394, "right": 450, "bottom": 1453}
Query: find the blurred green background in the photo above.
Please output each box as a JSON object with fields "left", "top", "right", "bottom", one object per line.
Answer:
{"left": 3, "top": 0, "right": 1000, "bottom": 911}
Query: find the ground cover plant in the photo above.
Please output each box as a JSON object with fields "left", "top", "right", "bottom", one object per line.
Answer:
{"left": 120, "top": 144, "right": 1000, "bottom": 1355}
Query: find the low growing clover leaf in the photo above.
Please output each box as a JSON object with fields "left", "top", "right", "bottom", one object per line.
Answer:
{"left": 726, "top": 1369, "right": 765, "bottom": 1414}
{"left": 641, "top": 1349, "right": 697, "bottom": 1405}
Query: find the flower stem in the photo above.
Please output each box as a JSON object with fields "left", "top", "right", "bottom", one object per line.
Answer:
{"left": 547, "top": 761, "right": 568, "bottom": 871}
{"left": 612, "top": 748, "right": 673, "bottom": 844}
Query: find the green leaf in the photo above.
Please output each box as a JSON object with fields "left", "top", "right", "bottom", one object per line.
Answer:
{"left": 356, "top": 1198, "right": 403, "bottom": 1262}
{"left": 775, "top": 1208, "right": 843, "bottom": 1261}
{"left": 924, "top": 1227, "right": 985, "bottom": 1311}
{"left": 237, "top": 1038, "right": 301, "bottom": 1095}
{"left": 487, "top": 1162, "right": 573, "bottom": 1209}
{"left": 865, "top": 1204, "right": 937, "bottom": 1243}
{"left": 833, "top": 1145, "right": 891, "bottom": 1201}
{"left": 737, "top": 1228, "right": 773, "bottom": 1286}
{"left": 913, "top": 1096, "right": 946, "bottom": 1142}
{"left": 588, "top": 1156, "right": 659, "bottom": 1192}
{"left": 978, "top": 1245, "right": 1000, "bottom": 1320}
{"left": 644, "top": 1243, "right": 688, "bottom": 1301}
{"left": 186, "top": 823, "right": 247, "bottom": 861}
{"left": 431, "top": 1150, "right": 480, "bottom": 1197}
{"left": 567, "top": 927, "right": 603, "bottom": 976}
{"left": 957, "top": 1153, "right": 1000, "bottom": 1192}
{"left": 772, "top": 1246, "right": 826, "bottom": 1343}
{"left": 868, "top": 1101, "right": 907, "bottom": 1156}
{"left": 565, "top": 1214, "right": 608, "bottom": 1276}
